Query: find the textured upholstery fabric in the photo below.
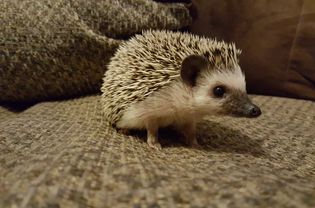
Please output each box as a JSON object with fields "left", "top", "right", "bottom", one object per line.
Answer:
{"left": 0, "top": 0, "right": 191, "bottom": 103}
{"left": 1, "top": 95, "right": 315, "bottom": 207}
{"left": 190, "top": 0, "right": 315, "bottom": 101}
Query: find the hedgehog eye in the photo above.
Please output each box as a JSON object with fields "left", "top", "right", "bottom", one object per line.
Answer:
{"left": 213, "top": 86, "right": 226, "bottom": 98}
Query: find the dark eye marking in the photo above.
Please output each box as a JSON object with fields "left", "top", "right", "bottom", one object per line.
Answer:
{"left": 213, "top": 86, "right": 226, "bottom": 98}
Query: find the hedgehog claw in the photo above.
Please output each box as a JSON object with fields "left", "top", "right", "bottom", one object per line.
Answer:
{"left": 148, "top": 141, "right": 162, "bottom": 150}
{"left": 190, "top": 142, "right": 203, "bottom": 150}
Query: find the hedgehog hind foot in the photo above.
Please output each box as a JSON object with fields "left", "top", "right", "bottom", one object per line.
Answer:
{"left": 184, "top": 135, "right": 202, "bottom": 149}
{"left": 179, "top": 121, "right": 203, "bottom": 150}
{"left": 188, "top": 140, "right": 203, "bottom": 150}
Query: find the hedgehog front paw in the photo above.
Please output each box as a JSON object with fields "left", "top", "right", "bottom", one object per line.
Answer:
{"left": 148, "top": 141, "right": 162, "bottom": 150}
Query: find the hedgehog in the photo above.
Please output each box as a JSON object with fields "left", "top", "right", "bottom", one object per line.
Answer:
{"left": 101, "top": 30, "right": 261, "bottom": 150}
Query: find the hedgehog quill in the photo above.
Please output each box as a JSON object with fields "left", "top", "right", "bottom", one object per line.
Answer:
{"left": 101, "top": 30, "right": 261, "bottom": 150}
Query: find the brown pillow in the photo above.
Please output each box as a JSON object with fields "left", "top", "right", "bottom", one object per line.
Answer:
{"left": 0, "top": 0, "right": 191, "bottom": 103}
{"left": 190, "top": 0, "right": 315, "bottom": 101}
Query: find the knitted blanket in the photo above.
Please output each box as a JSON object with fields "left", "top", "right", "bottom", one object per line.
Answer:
{"left": 0, "top": 0, "right": 191, "bottom": 103}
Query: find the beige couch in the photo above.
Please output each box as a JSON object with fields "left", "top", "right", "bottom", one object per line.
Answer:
{"left": 1, "top": 95, "right": 315, "bottom": 207}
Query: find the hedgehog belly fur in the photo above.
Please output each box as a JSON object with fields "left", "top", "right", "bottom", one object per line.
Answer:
{"left": 116, "top": 80, "right": 197, "bottom": 130}
{"left": 101, "top": 30, "right": 241, "bottom": 127}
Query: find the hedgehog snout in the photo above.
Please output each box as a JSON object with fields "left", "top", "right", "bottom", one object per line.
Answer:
{"left": 222, "top": 94, "right": 262, "bottom": 118}
{"left": 230, "top": 102, "right": 262, "bottom": 118}
{"left": 246, "top": 104, "right": 262, "bottom": 118}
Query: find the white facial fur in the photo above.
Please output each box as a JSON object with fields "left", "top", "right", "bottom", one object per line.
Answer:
{"left": 201, "top": 65, "right": 246, "bottom": 93}
{"left": 193, "top": 65, "right": 246, "bottom": 115}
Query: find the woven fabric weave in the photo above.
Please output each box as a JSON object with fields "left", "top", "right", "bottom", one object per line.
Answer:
{"left": 0, "top": 0, "right": 191, "bottom": 103}
{"left": 1, "top": 95, "right": 314, "bottom": 207}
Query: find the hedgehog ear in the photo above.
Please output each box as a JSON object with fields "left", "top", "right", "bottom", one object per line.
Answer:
{"left": 180, "top": 55, "right": 209, "bottom": 87}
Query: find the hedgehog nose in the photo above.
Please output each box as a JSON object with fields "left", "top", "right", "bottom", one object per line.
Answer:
{"left": 249, "top": 104, "right": 261, "bottom": 117}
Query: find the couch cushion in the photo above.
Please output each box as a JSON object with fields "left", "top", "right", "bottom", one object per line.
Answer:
{"left": 0, "top": 0, "right": 191, "bottom": 103}
{"left": 190, "top": 0, "right": 315, "bottom": 101}
{"left": 0, "top": 95, "right": 314, "bottom": 207}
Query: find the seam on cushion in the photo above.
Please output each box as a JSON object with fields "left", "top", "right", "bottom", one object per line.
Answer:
{"left": 284, "top": 1, "right": 304, "bottom": 87}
